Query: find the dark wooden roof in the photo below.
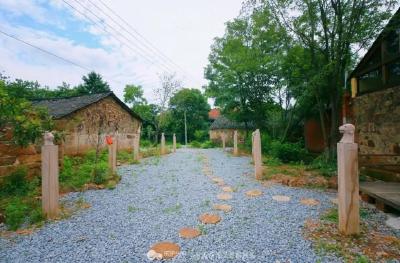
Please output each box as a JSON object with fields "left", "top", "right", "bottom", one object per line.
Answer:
{"left": 350, "top": 8, "right": 400, "bottom": 78}
{"left": 32, "top": 92, "right": 143, "bottom": 121}
{"left": 210, "top": 116, "right": 254, "bottom": 130}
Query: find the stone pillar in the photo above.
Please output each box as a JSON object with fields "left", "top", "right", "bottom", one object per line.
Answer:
{"left": 133, "top": 133, "right": 140, "bottom": 161}
{"left": 173, "top": 133, "right": 177, "bottom": 153}
{"left": 221, "top": 133, "right": 226, "bottom": 150}
{"left": 161, "top": 133, "right": 166, "bottom": 155}
{"left": 337, "top": 124, "right": 359, "bottom": 235}
{"left": 233, "top": 130, "right": 238, "bottom": 156}
{"left": 253, "top": 129, "right": 262, "bottom": 180}
{"left": 41, "top": 132, "right": 59, "bottom": 219}
{"left": 108, "top": 137, "right": 117, "bottom": 174}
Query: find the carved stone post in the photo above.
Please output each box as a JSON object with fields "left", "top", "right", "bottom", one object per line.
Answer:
{"left": 161, "top": 133, "right": 166, "bottom": 155}
{"left": 41, "top": 132, "right": 59, "bottom": 219}
{"left": 338, "top": 124, "right": 359, "bottom": 235}
{"left": 108, "top": 136, "right": 117, "bottom": 174}
{"left": 253, "top": 129, "right": 262, "bottom": 180}
{"left": 233, "top": 130, "right": 238, "bottom": 156}
{"left": 173, "top": 133, "right": 177, "bottom": 153}
{"left": 133, "top": 134, "right": 140, "bottom": 161}
{"left": 221, "top": 133, "right": 226, "bottom": 150}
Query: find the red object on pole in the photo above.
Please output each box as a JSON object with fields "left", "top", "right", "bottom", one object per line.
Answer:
{"left": 106, "top": 135, "right": 113, "bottom": 145}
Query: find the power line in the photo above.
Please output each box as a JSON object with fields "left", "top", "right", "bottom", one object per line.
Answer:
{"left": 62, "top": 0, "right": 173, "bottom": 74}
{"left": 0, "top": 28, "right": 91, "bottom": 72}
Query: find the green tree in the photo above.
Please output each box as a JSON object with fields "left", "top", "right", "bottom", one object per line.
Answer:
{"left": 0, "top": 81, "right": 53, "bottom": 147}
{"left": 167, "top": 88, "right": 210, "bottom": 143}
{"left": 124, "top": 84, "right": 147, "bottom": 106}
{"left": 77, "top": 72, "right": 110, "bottom": 94}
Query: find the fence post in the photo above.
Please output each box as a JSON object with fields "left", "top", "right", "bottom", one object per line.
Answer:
{"left": 133, "top": 133, "right": 140, "bottom": 161}
{"left": 41, "top": 132, "right": 59, "bottom": 219}
{"left": 233, "top": 130, "right": 238, "bottom": 156}
{"left": 173, "top": 133, "right": 177, "bottom": 153}
{"left": 161, "top": 133, "right": 166, "bottom": 155}
{"left": 108, "top": 136, "right": 117, "bottom": 174}
{"left": 253, "top": 129, "right": 262, "bottom": 180}
{"left": 337, "top": 124, "right": 359, "bottom": 235}
{"left": 221, "top": 133, "right": 226, "bottom": 150}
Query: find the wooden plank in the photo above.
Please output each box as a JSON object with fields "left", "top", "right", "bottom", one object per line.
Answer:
{"left": 360, "top": 182, "right": 400, "bottom": 210}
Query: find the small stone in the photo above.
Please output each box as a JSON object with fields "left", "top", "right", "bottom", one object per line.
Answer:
{"left": 222, "top": 186, "right": 233, "bottom": 192}
{"left": 213, "top": 204, "right": 232, "bottom": 212}
{"left": 272, "top": 195, "right": 291, "bottom": 202}
{"left": 300, "top": 198, "right": 320, "bottom": 206}
{"left": 386, "top": 216, "right": 400, "bottom": 230}
{"left": 217, "top": 181, "right": 225, "bottom": 186}
{"left": 149, "top": 242, "right": 180, "bottom": 260}
{"left": 245, "top": 189, "right": 262, "bottom": 197}
{"left": 330, "top": 198, "right": 339, "bottom": 205}
{"left": 199, "top": 213, "right": 221, "bottom": 224}
{"left": 179, "top": 227, "right": 201, "bottom": 239}
{"left": 217, "top": 193, "right": 232, "bottom": 200}
{"left": 212, "top": 177, "right": 224, "bottom": 184}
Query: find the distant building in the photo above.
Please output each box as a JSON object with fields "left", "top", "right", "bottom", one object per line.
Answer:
{"left": 208, "top": 108, "right": 221, "bottom": 121}
{"left": 348, "top": 8, "right": 400, "bottom": 182}
{"left": 209, "top": 116, "right": 253, "bottom": 144}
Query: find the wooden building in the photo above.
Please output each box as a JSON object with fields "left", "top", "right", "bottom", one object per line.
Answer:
{"left": 349, "top": 9, "right": 400, "bottom": 182}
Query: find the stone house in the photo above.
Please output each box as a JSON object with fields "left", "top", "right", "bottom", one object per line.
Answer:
{"left": 348, "top": 9, "right": 400, "bottom": 182}
{"left": 209, "top": 116, "right": 252, "bottom": 144}
{"left": 0, "top": 92, "right": 142, "bottom": 178}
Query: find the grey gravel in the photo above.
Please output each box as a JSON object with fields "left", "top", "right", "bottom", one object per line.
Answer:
{"left": 1, "top": 148, "right": 346, "bottom": 262}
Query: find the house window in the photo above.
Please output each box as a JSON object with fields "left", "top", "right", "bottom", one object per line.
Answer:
{"left": 359, "top": 68, "right": 382, "bottom": 94}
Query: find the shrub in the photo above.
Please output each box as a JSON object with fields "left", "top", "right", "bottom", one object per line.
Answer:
{"left": 194, "top": 130, "right": 208, "bottom": 142}
{"left": 92, "top": 163, "right": 108, "bottom": 185}
{"left": 0, "top": 167, "right": 30, "bottom": 197}
{"left": 190, "top": 140, "right": 202, "bottom": 148}
{"left": 140, "top": 140, "right": 154, "bottom": 148}
{"left": 269, "top": 141, "right": 309, "bottom": 163}
{"left": 4, "top": 198, "right": 28, "bottom": 230}
{"left": 310, "top": 155, "right": 337, "bottom": 177}
{"left": 200, "top": 140, "right": 217, "bottom": 149}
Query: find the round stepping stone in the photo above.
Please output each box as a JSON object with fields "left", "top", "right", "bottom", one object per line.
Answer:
{"left": 148, "top": 242, "right": 180, "bottom": 260}
{"left": 199, "top": 213, "right": 221, "bottom": 224}
{"left": 330, "top": 198, "right": 339, "bottom": 205}
{"left": 213, "top": 204, "right": 232, "bottom": 212}
{"left": 245, "top": 189, "right": 263, "bottom": 197}
{"left": 217, "top": 181, "right": 225, "bottom": 186}
{"left": 300, "top": 198, "right": 320, "bottom": 206}
{"left": 217, "top": 193, "right": 232, "bottom": 200}
{"left": 222, "top": 186, "right": 233, "bottom": 192}
{"left": 179, "top": 227, "right": 201, "bottom": 239}
{"left": 272, "top": 195, "right": 291, "bottom": 202}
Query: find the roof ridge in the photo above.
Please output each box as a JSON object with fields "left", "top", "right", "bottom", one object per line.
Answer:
{"left": 30, "top": 91, "right": 113, "bottom": 101}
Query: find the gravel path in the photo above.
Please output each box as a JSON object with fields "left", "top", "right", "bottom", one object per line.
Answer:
{"left": 1, "top": 148, "right": 342, "bottom": 262}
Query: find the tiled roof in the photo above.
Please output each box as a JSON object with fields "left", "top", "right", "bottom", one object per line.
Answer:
{"left": 210, "top": 116, "right": 254, "bottom": 130}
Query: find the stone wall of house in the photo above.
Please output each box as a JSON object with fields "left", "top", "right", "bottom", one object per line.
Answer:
{"left": 352, "top": 85, "right": 400, "bottom": 181}
{"left": 0, "top": 97, "right": 141, "bottom": 178}
{"left": 209, "top": 129, "right": 247, "bottom": 145}
{"left": 56, "top": 97, "right": 141, "bottom": 155}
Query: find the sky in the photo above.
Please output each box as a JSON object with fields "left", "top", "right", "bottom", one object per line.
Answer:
{"left": 0, "top": 0, "right": 244, "bottom": 102}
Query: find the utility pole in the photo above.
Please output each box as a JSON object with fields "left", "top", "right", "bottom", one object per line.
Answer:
{"left": 184, "top": 110, "right": 188, "bottom": 146}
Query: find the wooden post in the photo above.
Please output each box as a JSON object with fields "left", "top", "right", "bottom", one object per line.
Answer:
{"left": 108, "top": 137, "right": 117, "bottom": 174}
{"left": 161, "top": 133, "right": 166, "bottom": 155}
{"left": 337, "top": 124, "right": 359, "bottom": 235}
{"left": 221, "top": 133, "right": 226, "bottom": 150}
{"left": 173, "top": 133, "right": 177, "bottom": 153}
{"left": 41, "top": 132, "right": 59, "bottom": 219}
{"left": 253, "top": 129, "right": 262, "bottom": 180}
{"left": 233, "top": 130, "right": 238, "bottom": 156}
{"left": 133, "top": 133, "right": 140, "bottom": 161}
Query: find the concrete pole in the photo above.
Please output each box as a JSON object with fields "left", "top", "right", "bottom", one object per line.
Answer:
{"left": 133, "top": 134, "right": 140, "bottom": 161}
{"left": 233, "top": 130, "right": 238, "bottom": 156}
{"left": 108, "top": 137, "right": 117, "bottom": 174}
{"left": 253, "top": 129, "right": 262, "bottom": 180}
{"left": 184, "top": 110, "right": 188, "bottom": 146}
{"left": 173, "top": 133, "right": 177, "bottom": 153}
{"left": 41, "top": 132, "right": 59, "bottom": 219}
{"left": 337, "top": 124, "right": 359, "bottom": 235}
{"left": 161, "top": 133, "right": 166, "bottom": 155}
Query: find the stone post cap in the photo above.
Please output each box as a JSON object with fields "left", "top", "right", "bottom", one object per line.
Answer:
{"left": 43, "top": 132, "right": 54, "bottom": 146}
{"left": 339, "top": 123, "right": 355, "bottom": 143}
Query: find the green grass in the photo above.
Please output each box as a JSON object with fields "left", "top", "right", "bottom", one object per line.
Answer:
{"left": 127, "top": 205, "right": 140, "bottom": 213}
{"left": 163, "top": 203, "right": 182, "bottom": 214}
{"left": 321, "top": 208, "right": 370, "bottom": 223}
